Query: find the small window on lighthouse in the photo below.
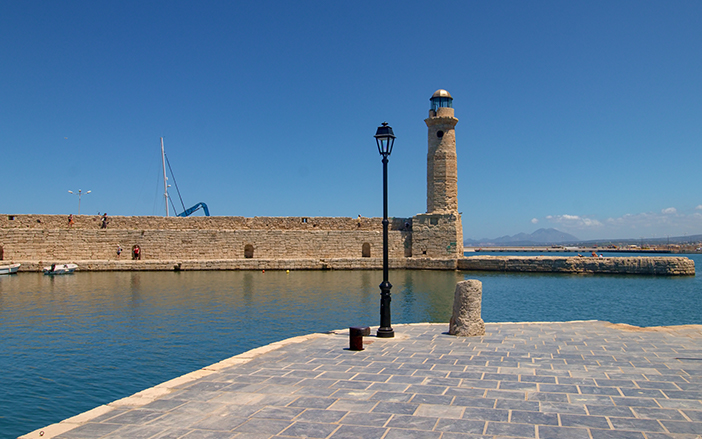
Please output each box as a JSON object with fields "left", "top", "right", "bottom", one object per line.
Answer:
{"left": 437, "top": 131, "right": 444, "bottom": 138}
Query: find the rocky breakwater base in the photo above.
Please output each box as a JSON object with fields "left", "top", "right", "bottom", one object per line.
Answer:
{"left": 458, "top": 255, "right": 695, "bottom": 276}
{"left": 13, "top": 255, "right": 695, "bottom": 275}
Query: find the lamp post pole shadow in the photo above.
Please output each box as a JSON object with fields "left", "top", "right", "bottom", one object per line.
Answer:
{"left": 375, "top": 122, "right": 395, "bottom": 338}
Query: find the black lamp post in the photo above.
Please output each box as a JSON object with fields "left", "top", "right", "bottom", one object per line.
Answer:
{"left": 375, "top": 122, "right": 395, "bottom": 338}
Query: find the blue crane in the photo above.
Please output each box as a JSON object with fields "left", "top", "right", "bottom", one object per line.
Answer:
{"left": 177, "top": 202, "right": 210, "bottom": 217}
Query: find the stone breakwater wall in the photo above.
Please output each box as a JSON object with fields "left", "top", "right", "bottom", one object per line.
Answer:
{"left": 1, "top": 221, "right": 408, "bottom": 262}
{"left": 3, "top": 213, "right": 470, "bottom": 262}
{"left": 458, "top": 255, "right": 695, "bottom": 276}
{"left": 14, "top": 258, "right": 459, "bottom": 272}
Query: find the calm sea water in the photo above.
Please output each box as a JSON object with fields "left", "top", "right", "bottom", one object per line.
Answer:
{"left": 0, "top": 254, "right": 700, "bottom": 438}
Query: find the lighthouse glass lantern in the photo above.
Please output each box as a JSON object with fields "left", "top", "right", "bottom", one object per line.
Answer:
{"left": 430, "top": 89, "right": 453, "bottom": 112}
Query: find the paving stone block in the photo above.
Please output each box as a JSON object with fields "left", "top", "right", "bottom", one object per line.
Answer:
{"left": 460, "top": 407, "right": 508, "bottom": 422}
{"left": 383, "top": 428, "right": 442, "bottom": 439}
{"left": 520, "top": 375, "right": 558, "bottom": 384}
{"left": 408, "top": 388, "right": 455, "bottom": 403}
{"left": 495, "top": 399, "right": 540, "bottom": 411}
{"left": 351, "top": 373, "right": 390, "bottom": 382}
{"left": 578, "top": 385, "right": 622, "bottom": 395}
{"left": 459, "top": 379, "right": 498, "bottom": 389}
{"left": 660, "top": 420, "right": 702, "bottom": 434}
{"left": 251, "top": 406, "right": 305, "bottom": 420}
{"left": 371, "top": 401, "right": 419, "bottom": 415}
{"left": 656, "top": 399, "right": 702, "bottom": 409}
{"left": 330, "top": 380, "right": 371, "bottom": 390}
{"left": 190, "top": 413, "right": 249, "bottom": 431}
{"left": 451, "top": 396, "right": 495, "bottom": 408}
{"left": 328, "top": 399, "right": 378, "bottom": 413}
{"left": 257, "top": 376, "right": 303, "bottom": 386}
{"left": 527, "top": 392, "right": 569, "bottom": 402}
{"left": 414, "top": 404, "right": 464, "bottom": 419}
{"left": 295, "top": 409, "right": 347, "bottom": 423}
{"left": 608, "top": 417, "right": 665, "bottom": 432}
{"left": 560, "top": 413, "right": 611, "bottom": 429}
{"left": 287, "top": 397, "right": 337, "bottom": 409}
{"left": 279, "top": 421, "right": 340, "bottom": 438}
{"left": 330, "top": 389, "right": 374, "bottom": 400}
{"left": 619, "top": 388, "right": 666, "bottom": 398}
{"left": 329, "top": 424, "right": 387, "bottom": 439}
{"left": 629, "top": 407, "right": 686, "bottom": 420}
{"left": 537, "top": 424, "right": 591, "bottom": 438}
{"left": 498, "top": 381, "right": 538, "bottom": 391}
{"left": 255, "top": 394, "right": 298, "bottom": 407}
{"left": 611, "top": 396, "right": 661, "bottom": 407}
{"left": 510, "top": 410, "right": 558, "bottom": 425}
{"left": 387, "top": 375, "right": 426, "bottom": 384}
{"left": 434, "top": 418, "right": 486, "bottom": 434}
{"left": 369, "top": 391, "right": 413, "bottom": 402}
{"left": 588, "top": 428, "right": 646, "bottom": 438}
{"left": 539, "top": 402, "right": 588, "bottom": 415}
{"left": 386, "top": 414, "right": 439, "bottom": 430}
{"left": 405, "top": 384, "right": 449, "bottom": 395}
{"left": 292, "top": 386, "right": 337, "bottom": 397}
{"left": 363, "top": 381, "right": 408, "bottom": 391}
{"left": 485, "top": 389, "right": 526, "bottom": 400}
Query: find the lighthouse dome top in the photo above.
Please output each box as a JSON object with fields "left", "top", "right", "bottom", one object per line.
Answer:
{"left": 431, "top": 89, "right": 452, "bottom": 99}
{"left": 430, "top": 89, "right": 453, "bottom": 112}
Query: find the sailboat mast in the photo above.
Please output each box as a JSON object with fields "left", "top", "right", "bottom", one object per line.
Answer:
{"left": 161, "top": 137, "right": 169, "bottom": 217}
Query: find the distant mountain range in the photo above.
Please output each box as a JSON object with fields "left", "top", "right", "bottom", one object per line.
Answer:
{"left": 465, "top": 229, "right": 702, "bottom": 247}
{"left": 464, "top": 228, "right": 579, "bottom": 246}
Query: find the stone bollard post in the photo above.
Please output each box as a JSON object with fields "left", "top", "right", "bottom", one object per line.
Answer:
{"left": 449, "top": 280, "right": 485, "bottom": 336}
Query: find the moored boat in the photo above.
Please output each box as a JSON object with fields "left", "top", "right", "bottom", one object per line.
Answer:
{"left": 43, "top": 263, "right": 78, "bottom": 275}
{"left": 0, "top": 263, "right": 21, "bottom": 275}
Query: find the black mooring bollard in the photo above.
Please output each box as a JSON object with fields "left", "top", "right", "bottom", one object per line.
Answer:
{"left": 349, "top": 326, "right": 370, "bottom": 351}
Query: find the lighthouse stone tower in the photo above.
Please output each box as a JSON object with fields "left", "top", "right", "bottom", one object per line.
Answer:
{"left": 411, "top": 89, "right": 464, "bottom": 258}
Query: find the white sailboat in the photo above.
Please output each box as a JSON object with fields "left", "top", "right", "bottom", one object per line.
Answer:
{"left": 160, "top": 137, "right": 210, "bottom": 217}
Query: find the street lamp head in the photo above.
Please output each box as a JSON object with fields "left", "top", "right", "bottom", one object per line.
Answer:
{"left": 86, "top": 190, "right": 91, "bottom": 194}
{"left": 68, "top": 190, "right": 73, "bottom": 194}
{"left": 375, "top": 122, "right": 395, "bottom": 157}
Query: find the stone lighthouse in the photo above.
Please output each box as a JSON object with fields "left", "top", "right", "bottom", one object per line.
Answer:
{"left": 426, "top": 89, "right": 459, "bottom": 213}
{"left": 411, "top": 89, "right": 464, "bottom": 258}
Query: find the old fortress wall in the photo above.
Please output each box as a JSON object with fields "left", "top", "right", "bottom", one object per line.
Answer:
{"left": 0, "top": 213, "right": 463, "bottom": 262}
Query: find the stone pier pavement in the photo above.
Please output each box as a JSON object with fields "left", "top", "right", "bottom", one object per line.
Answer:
{"left": 22, "top": 321, "right": 702, "bottom": 439}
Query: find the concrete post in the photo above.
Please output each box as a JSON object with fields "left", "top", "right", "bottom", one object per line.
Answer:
{"left": 449, "top": 280, "right": 485, "bottom": 336}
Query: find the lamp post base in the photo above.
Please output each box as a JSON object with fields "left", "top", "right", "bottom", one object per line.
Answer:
{"left": 378, "top": 280, "right": 394, "bottom": 338}
{"left": 376, "top": 327, "right": 395, "bottom": 338}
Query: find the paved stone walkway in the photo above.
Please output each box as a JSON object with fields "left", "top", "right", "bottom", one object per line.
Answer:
{"left": 23, "top": 321, "right": 702, "bottom": 439}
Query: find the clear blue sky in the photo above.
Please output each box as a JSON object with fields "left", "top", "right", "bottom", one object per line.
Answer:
{"left": 2, "top": 1, "right": 701, "bottom": 241}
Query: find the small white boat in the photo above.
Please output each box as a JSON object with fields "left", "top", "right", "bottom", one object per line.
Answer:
{"left": 0, "top": 263, "right": 20, "bottom": 275}
{"left": 43, "top": 263, "right": 78, "bottom": 275}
